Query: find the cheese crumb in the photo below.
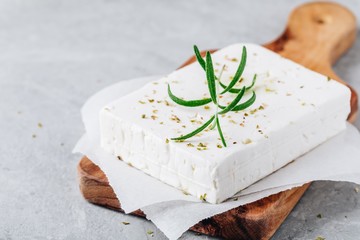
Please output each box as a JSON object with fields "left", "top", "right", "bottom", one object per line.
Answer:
{"left": 242, "top": 138, "right": 252, "bottom": 144}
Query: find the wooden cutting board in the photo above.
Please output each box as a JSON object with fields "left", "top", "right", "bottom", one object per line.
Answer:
{"left": 77, "top": 2, "right": 358, "bottom": 239}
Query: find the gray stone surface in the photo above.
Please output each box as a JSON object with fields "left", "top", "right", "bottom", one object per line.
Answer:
{"left": 0, "top": 0, "right": 360, "bottom": 239}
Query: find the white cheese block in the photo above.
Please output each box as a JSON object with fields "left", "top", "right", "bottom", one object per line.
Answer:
{"left": 99, "top": 43, "right": 351, "bottom": 203}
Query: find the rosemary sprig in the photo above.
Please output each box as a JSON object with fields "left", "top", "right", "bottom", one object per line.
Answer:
{"left": 168, "top": 45, "right": 257, "bottom": 147}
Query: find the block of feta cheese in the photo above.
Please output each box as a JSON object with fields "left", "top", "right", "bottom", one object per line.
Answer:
{"left": 100, "top": 43, "right": 350, "bottom": 204}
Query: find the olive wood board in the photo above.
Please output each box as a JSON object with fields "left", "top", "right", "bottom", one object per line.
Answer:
{"left": 77, "top": 2, "right": 358, "bottom": 239}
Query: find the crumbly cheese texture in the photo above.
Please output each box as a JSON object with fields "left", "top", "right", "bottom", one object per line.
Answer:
{"left": 100, "top": 43, "right": 351, "bottom": 203}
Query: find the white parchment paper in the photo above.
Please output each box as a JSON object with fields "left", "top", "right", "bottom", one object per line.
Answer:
{"left": 74, "top": 76, "right": 360, "bottom": 240}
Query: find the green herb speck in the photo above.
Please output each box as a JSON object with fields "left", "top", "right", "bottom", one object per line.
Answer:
{"left": 200, "top": 193, "right": 207, "bottom": 201}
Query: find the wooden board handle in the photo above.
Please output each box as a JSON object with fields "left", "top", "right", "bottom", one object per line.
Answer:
{"left": 265, "top": 2, "right": 356, "bottom": 73}
{"left": 265, "top": 1, "right": 358, "bottom": 122}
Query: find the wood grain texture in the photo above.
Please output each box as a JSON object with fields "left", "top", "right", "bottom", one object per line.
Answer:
{"left": 77, "top": 2, "right": 358, "bottom": 239}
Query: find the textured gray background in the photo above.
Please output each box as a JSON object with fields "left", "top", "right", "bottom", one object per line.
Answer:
{"left": 0, "top": 0, "right": 360, "bottom": 239}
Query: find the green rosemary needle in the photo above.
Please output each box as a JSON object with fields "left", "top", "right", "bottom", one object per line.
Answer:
{"left": 230, "top": 91, "right": 256, "bottom": 111}
{"left": 221, "top": 46, "right": 247, "bottom": 94}
{"left": 194, "top": 45, "right": 206, "bottom": 70}
{"left": 171, "top": 116, "right": 215, "bottom": 141}
{"left": 205, "top": 51, "right": 217, "bottom": 105}
{"left": 219, "top": 74, "right": 257, "bottom": 93}
{"left": 167, "top": 84, "right": 212, "bottom": 107}
{"left": 215, "top": 116, "right": 226, "bottom": 147}
{"left": 218, "top": 91, "right": 256, "bottom": 111}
